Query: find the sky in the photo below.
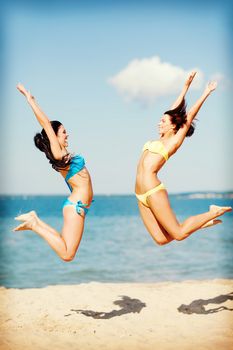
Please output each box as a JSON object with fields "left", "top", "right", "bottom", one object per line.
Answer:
{"left": 1, "top": 0, "right": 233, "bottom": 195}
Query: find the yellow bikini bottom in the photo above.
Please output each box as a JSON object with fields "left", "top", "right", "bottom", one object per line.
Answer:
{"left": 135, "top": 183, "right": 166, "bottom": 207}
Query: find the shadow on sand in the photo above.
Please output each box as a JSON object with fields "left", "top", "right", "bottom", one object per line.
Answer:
{"left": 65, "top": 295, "right": 146, "bottom": 319}
{"left": 178, "top": 292, "right": 233, "bottom": 314}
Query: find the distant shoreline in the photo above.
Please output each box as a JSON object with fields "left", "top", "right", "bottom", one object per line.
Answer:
{"left": 1, "top": 191, "right": 233, "bottom": 198}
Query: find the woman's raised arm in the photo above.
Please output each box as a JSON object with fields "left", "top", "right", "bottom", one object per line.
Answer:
{"left": 170, "top": 71, "right": 196, "bottom": 110}
{"left": 17, "top": 83, "right": 51, "bottom": 127}
{"left": 186, "top": 81, "right": 217, "bottom": 125}
{"left": 173, "top": 81, "right": 217, "bottom": 148}
{"left": 17, "top": 83, "right": 63, "bottom": 159}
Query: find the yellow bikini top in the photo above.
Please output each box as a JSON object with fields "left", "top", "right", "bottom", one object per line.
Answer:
{"left": 142, "top": 140, "right": 169, "bottom": 161}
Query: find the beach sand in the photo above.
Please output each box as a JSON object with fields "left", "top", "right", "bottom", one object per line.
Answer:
{"left": 0, "top": 279, "right": 233, "bottom": 350}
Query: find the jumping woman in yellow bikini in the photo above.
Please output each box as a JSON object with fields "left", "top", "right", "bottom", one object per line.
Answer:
{"left": 13, "top": 84, "right": 93, "bottom": 261}
{"left": 135, "top": 72, "right": 232, "bottom": 245}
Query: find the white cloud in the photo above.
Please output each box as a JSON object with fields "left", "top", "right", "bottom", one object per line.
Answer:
{"left": 210, "top": 72, "right": 231, "bottom": 90}
{"left": 210, "top": 72, "right": 225, "bottom": 82}
{"left": 108, "top": 56, "right": 204, "bottom": 105}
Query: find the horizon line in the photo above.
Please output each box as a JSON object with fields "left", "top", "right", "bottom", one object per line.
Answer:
{"left": 0, "top": 190, "right": 233, "bottom": 196}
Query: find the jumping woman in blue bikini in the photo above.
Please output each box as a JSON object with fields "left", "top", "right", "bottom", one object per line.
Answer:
{"left": 135, "top": 72, "right": 232, "bottom": 245}
{"left": 14, "top": 84, "right": 93, "bottom": 261}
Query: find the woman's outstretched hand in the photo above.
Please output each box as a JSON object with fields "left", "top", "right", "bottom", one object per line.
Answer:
{"left": 185, "top": 71, "right": 197, "bottom": 87}
{"left": 17, "top": 83, "right": 34, "bottom": 102}
{"left": 205, "top": 81, "right": 217, "bottom": 93}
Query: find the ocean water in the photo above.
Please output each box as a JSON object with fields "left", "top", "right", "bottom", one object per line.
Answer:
{"left": 0, "top": 194, "right": 232, "bottom": 288}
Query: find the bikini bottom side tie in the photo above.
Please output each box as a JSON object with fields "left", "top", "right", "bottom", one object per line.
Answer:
{"left": 63, "top": 198, "right": 92, "bottom": 216}
{"left": 135, "top": 183, "right": 166, "bottom": 207}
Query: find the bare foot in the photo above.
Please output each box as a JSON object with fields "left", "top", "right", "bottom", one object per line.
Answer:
{"left": 209, "top": 205, "right": 232, "bottom": 217}
{"left": 13, "top": 211, "right": 38, "bottom": 232}
{"left": 201, "top": 219, "right": 222, "bottom": 229}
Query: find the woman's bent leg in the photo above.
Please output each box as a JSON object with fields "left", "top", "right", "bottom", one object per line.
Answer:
{"left": 147, "top": 191, "right": 231, "bottom": 241}
{"left": 138, "top": 202, "right": 174, "bottom": 245}
{"left": 13, "top": 207, "right": 85, "bottom": 261}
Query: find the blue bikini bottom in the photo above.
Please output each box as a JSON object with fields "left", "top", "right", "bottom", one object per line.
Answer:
{"left": 63, "top": 198, "right": 92, "bottom": 216}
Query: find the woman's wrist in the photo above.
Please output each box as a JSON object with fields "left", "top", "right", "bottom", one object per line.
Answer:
{"left": 203, "top": 89, "right": 211, "bottom": 97}
{"left": 26, "top": 93, "right": 35, "bottom": 104}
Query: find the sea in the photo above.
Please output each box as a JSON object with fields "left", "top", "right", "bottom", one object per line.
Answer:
{"left": 0, "top": 193, "right": 232, "bottom": 288}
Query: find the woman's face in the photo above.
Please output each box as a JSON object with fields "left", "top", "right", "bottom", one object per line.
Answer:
{"left": 158, "top": 114, "right": 174, "bottom": 136}
{"left": 57, "top": 125, "right": 69, "bottom": 147}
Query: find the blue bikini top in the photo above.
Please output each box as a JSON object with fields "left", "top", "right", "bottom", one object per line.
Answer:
{"left": 65, "top": 154, "right": 85, "bottom": 192}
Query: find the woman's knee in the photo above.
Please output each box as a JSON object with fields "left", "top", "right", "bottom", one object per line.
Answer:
{"left": 156, "top": 239, "right": 169, "bottom": 246}
{"left": 152, "top": 234, "right": 170, "bottom": 246}
{"left": 61, "top": 252, "right": 76, "bottom": 262}
{"left": 166, "top": 227, "right": 184, "bottom": 241}
{"left": 173, "top": 228, "right": 188, "bottom": 241}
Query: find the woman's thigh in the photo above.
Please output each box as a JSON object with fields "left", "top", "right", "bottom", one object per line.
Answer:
{"left": 147, "top": 190, "right": 181, "bottom": 237}
{"left": 138, "top": 201, "right": 173, "bottom": 245}
{"left": 62, "top": 206, "right": 85, "bottom": 254}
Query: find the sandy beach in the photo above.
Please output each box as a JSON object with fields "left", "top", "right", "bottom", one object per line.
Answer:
{"left": 0, "top": 279, "right": 233, "bottom": 350}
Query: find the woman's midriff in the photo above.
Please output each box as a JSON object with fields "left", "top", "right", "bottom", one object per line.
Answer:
{"left": 62, "top": 168, "right": 93, "bottom": 204}
{"left": 135, "top": 152, "right": 165, "bottom": 194}
{"left": 135, "top": 171, "right": 162, "bottom": 194}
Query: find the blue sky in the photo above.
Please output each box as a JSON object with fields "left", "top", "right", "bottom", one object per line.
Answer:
{"left": 1, "top": 0, "right": 233, "bottom": 194}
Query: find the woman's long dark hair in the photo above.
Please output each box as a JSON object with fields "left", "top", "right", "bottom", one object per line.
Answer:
{"left": 164, "top": 99, "right": 195, "bottom": 137}
{"left": 34, "top": 120, "right": 71, "bottom": 171}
